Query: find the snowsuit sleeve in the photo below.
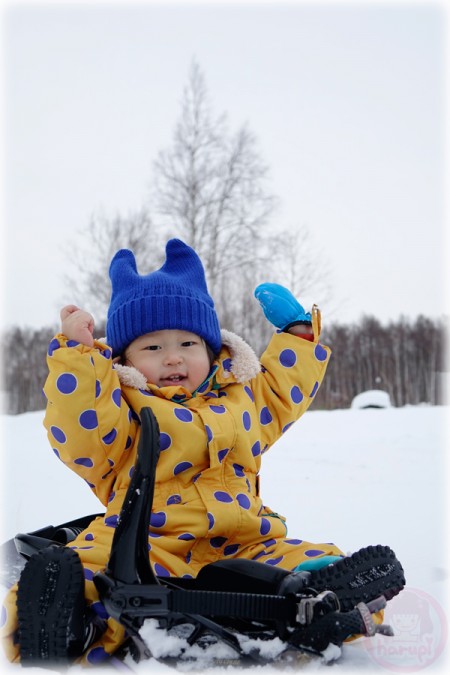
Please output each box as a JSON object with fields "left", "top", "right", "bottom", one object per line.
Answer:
{"left": 250, "top": 330, "right": 331, "bottom": 451}
{"left": 42, "top": 335, "right": 136, "bottom": 506}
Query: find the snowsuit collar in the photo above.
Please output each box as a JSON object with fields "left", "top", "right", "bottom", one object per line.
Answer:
{"left": 112, "top": 329, "right": 261, "bottom": 397}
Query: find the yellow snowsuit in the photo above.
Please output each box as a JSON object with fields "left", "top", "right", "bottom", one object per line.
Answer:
{"left": 1, "top": 323, "right": 344, "bottom": 664}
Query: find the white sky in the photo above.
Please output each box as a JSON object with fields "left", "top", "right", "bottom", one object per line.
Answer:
{"left": 1, "top": 0, "right": 448, "bottom": 330}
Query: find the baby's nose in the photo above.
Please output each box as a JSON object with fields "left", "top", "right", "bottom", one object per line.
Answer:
{"left": 165, "top": 351, "right": 183, "bottom": 364}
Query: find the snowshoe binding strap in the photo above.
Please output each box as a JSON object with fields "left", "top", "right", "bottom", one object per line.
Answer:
{"left": 105, "top": 407, "right": 161, "bottom": 585}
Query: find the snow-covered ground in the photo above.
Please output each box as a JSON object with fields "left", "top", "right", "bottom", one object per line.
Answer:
{"left": 1, "top": 405, "right": 448, "bottom": 673}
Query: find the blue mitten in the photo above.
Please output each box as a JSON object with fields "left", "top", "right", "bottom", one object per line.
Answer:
{"left": 254, "top": 283, "right": 312, "bottom": 331}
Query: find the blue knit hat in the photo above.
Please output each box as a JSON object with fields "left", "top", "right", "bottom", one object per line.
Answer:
{"left": 106, "top": 239, "right": 221, "bottom": 357}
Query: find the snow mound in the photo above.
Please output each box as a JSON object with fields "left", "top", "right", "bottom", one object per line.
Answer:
{"left": 350, "top": 389, "right": 391, "bottom": 409}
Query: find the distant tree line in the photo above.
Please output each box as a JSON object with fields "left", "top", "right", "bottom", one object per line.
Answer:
{"left": 2, "top": 315, "right": 446, "bottom": 415}
{"left": 315, "top": 315, "right": 447, "bottom": 409}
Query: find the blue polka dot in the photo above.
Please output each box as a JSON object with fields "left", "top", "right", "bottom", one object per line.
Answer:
{"left": 48, "top": 338, "right": 60, "bottom": 356}
{"left": 112, "top": 388, "right": 122, "bottom": 407}
{"left": 207, "top": 512, "right": 215, "bottom": 530}
{"left": 197, "top": 380, "right": 209, "bottom": 393}
{"left": 291, "top": 386, "right": 304, "bottom": 404}
{"left": 174, "top": 408, "right": 193, "bottom": 423}
{"left": 305, "top": 549, "right": 325, "bottom": 557}
{"left": 178, "top": 533, "right": 195, "bottom": 541}
{"left": 125, "top": 435, "right": 132, "bottom": 449}
{"left": 53, "top": 448, "right": 61, "bottom": 460}
{"left": 214, "top": 491, "right": 233, "bottom": 503}
{"left": 139, "top": 389, "right": 153, "bottom": 397}
{"left": 253, "top": 550, "right": 270, "bottom": 561}
{"left": 205, "top": 425, "right": 213, "bottom": 443}
{"left": 56, "top": 373, "right": 77, "bottom": 395}
{"left": 108, "top": 492, "right": 115, "bottom": 503}
{"left": 154, "top": 563, "right": 171, "bottom": 577}
{"left": 279, "top": 349, "right": 297, "bottom": 368}
{"left": 167, "top": 494, "right": 182, "bottom": 505}
{"left": 101, "top": 348, "right": 112, "bottom": 359}
{"left": 95, "top": 380, "right": 101, "bottom": 398}
{"left": 67, "top": 340, "right": 80, "bottom": 348}
{"left": 174, "top": 461, "right": 193, "bottom": 475}
{"left": 310, "top": 381, "right": 319, "bottom": 397}
{"left": 242, "top": 411, "right": 251, "bottom": 431}
{"left": 85, "top": 533, "right": 94, "bottom": 541}
{"left": 314, "top": 344, "right": 328, "bottom": 362}
{"left": 84, "top": 568, "right": 94, "bottom": 581}
{"left": 265, "top": 556, "right": 284, "bottom": 566}
{"left": 282, "top": 422, "right": 294, "bottom": 433}
{"left": 150, "top": 511, "right": 167, "bottom": 528}
{"left": 233, "top": 463, "right": 245, "bottom": 477}
{"left": 91, "top": 602, "right": 109, "bottom": 620}
{"left": 260, "top": 407, "right": 273, "bottom": 425}
{"left": 222, "top": 358, "right": 232, "bottom": 372}
{"left": 211, "top": 536, "right": 227, "bottom": 548}
{"left": 210, "top": 404, "right": 226, "bottom": 414}
{"left": 105, "top": 515, "right": 119, "bottom": 528}
{"left": 260, "top": 518, "right": 271, "bottom": 535}
{"left": 236, "top": 494, "right": 251, "bottom": 510}
{"left": 251, "top": 440, "right": 261, "bottom": 457}
{"left": 79, "top": 409, "right": 98, "bottom": 430}
{"left": 262, "top": 538, "right": 276, "bottom": 548}
{"left": 102, "top": 429, "right": 117, "bottom": 445}
{"left": 224, "top": 544, "right": 240, "bottom": 556}
{"left": 160, "top": 433, "right": 172, "bottom": 451}
{"left": 244, "top": 386, "right": 254, "bottom": 402}
{"left": 50, "top": 426, "right": 66, "bottom": 444}
{"left": 284, "top": 538, "right": 303, "bottom": 545}
{"left": 218, "top": 448, "right": 229, "bottom": 463}
{"left": 86, "top": 647, "right": 109, "bottom": 664}
{"left": 74, "top": 457, "right": 94, "bottom": 468}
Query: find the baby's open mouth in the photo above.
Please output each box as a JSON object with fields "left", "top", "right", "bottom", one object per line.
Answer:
{"left": 161, "top": 374, "right": 186, "bottom": 384}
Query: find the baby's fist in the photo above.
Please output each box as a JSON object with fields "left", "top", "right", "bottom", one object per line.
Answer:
{"left": 60, "top": 305, "right": 95, "bottom": 347}
{"left": 254, "top": 283, "right": 311, "bottom": 330}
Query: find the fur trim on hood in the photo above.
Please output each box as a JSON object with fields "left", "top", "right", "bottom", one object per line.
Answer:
{"left": 108, "top": 329, "right": 261, "bottom": 391}
{"left": 219, "top": 329, "right": 261, "bottom": 383}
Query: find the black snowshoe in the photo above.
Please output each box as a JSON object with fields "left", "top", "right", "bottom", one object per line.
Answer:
{"left": 10, "top": 407, "right": 406, "bottom": 667}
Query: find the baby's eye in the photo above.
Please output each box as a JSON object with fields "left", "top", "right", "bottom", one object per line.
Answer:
{"left": 144, "top": 345, "right": 161, "bottom": 351}
{"left": 181, "top": 341, "right": 196, "bottom": 347}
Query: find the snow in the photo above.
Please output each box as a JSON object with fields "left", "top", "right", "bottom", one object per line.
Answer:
{"left": 1, "top": 405, "right": 448, "bottom": 672}
{"left": 350, "top": 389, "right": 391, "bottom": 409}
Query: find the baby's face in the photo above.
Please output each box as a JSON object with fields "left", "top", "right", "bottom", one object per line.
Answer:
{"left": 124, "top": 329, "right": 211, "bottom": 393}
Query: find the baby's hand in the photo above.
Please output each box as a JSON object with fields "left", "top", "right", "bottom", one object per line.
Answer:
{"left": 60, "top": 305, "right": 95, "bottom": 347}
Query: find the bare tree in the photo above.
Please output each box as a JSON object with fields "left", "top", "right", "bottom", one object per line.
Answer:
{"left": 151, "top": 61, "right": 279, "bottom": 331}
{"left": 151, "top": 61, "right": 333, "bottom": 343}
{"left": 62, "top": 208, "right": 162, "bottom": 322}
